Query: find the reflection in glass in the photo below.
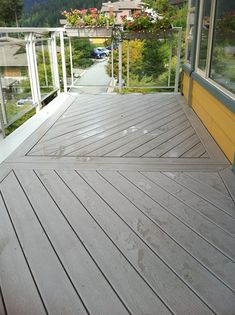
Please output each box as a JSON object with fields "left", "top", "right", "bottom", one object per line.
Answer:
{"left": 210, "top": 1, "right": 235, "bottom": 93}
{"left": 198, "top": 0, "right": 211, "bottom": 71}
{"left": 186, "top": 0, "right": 196, "bottom": 63}
{"left": 0, "top": 35, "right": 33, "bottom": 124}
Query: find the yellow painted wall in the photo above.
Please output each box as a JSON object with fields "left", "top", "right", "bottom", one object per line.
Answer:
{"left": 191, "top": 80, "right": 235, "bottom": 162}
{"left": 91, "top": 38, "right": 106, "bottom": 44}
{"left": 182, "top": 72, "right": 190, "bottom": 103}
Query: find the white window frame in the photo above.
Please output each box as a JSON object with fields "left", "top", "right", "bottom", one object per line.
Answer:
{"left": 195, "top": 0, "right": 235, "bottom": 99}
{"left": 195, "top": 0, "right": 216, "bottom": 76}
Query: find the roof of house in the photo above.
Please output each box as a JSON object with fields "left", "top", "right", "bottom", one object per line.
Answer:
{"left": 101, "top": 0, "right": 142, "bottom": 12}
{"left": 0, "top": 37, "right": 27, "bottom": 67}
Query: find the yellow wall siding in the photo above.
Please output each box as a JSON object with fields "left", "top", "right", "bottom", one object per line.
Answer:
{"left": 182, "top": 72, "right": 190, "bottom": 103}
{"left": 191, "top": 80, "right": 235, "bottom": 162}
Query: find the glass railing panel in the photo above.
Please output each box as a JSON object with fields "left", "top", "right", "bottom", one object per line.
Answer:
{"left": 0, "top": 34, "right": 34, "bottom": 125}
{"left": 35, "top": 36, "right": 58, "bottom": 100}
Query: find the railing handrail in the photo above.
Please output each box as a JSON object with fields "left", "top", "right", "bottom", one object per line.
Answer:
{"left": 0, "top": 27, "right": 64, "bottom": 33}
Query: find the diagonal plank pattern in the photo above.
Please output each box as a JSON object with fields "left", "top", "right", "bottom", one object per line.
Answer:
{"left": 28, "top": 94, "right": 210, "bottom": 159}
{"left": 0, "top": 169, "right": 235, "bottom": 314}
{"left": 0, "top": 93, "right": 234, "bottom": 314}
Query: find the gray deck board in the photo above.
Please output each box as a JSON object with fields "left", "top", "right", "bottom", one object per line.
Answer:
{"left": 181, "top": 142, "right": 207, "bottom": 157}
{"left": 0, "top": 172, "right": 88, "bottom": 315}
{"left": 59, "top": 170, "right": 213, "bottom": 315}
{"left": 99, "top": 171, "right": 235, "bottom": 291}
{"left": 15, "top": 169, "right": 129, "bottom": 315}
{"left": 0, "top": 192, "right": 47, "bottom": 315}
{"left": 35, "top": 169, "right": 172, "bottom": 315}
{"left": 120, "top": 171, "right": 235, "bottom": 261}
{"left": 0, "top": 93, "right": 234, "bottom": 315}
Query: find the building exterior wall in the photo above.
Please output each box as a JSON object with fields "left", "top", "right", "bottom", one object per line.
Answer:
{"left": 3, "top": 67, "right": 21, "bottom": 78}
{"left": 187, "top": 80, "right": 235, "bottom": 163}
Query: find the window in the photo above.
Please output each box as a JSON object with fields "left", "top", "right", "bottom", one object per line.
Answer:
{"left": 210, "top": 1, "right": 235, "bottom": 94}
{"left": 197, "top": 0, "right": 212, "bottom": 71}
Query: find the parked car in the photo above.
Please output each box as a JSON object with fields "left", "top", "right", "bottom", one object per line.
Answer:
{"left": 16, "top": 97, "right": 33, "bottom": 107}
{"left": 91, "top": 47, "right": 109, "bottom": 59}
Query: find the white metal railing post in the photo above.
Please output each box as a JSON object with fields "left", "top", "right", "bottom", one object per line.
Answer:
{"left": 127, "top": 40, "right": 130, "bottom": 87}
{"left": 51, "top": 32, "right": 60, "bottom": 94}
{"left": 60, "top": 30, "right": 67, "bottom": 92}
{"left": 118, "top": 30, "right": 123, "bottom": 92}
{"left": 41, "top": 41, "right": 48, "bottom": 87}
{"left": 69, "top": 37, "right": 74, "bottom": 86}
{"left": 0, "top": 76, "right": 8, "bottom": 126}
{"left": 168, "top": 32, "right": 173, "bottom": 87}
{"left": 25, "top": 32, "right": 41, "bottom": 112}
{"left": 111, "top": 40, "right": 114, "bottom": 81}
{"left": 174, "top": 28, "right": 182, "bottom": 92}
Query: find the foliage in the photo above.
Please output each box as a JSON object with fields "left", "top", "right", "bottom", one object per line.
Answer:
{"left": 145, "top": 0, "right": 187, "bottom": 29}
{"left": 122, "top": 8, "right": 171, "bottom": 31}
{"left": 5, "top": 108, "right": 36, "bottom": 136}
{"left": 217, "top": 12, "right": 235, "bottom": 33}
{"left": 21, "top": 0, "right": 107, "bottom": 27}
{"left": 0, "top": 0, "right": 23, "bottom": 26}
{"left": 62, "top": 8, "right": 114, "bottom": 27}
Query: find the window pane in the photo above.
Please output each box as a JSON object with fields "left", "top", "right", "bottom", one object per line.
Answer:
{"left": 198, "top": 0, "right": 212, "bottom": 71}
{"left": 210, "top": 1, "right": 235, "bottom": 94}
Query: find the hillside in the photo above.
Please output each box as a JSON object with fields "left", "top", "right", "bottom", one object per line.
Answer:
{"left": 22, "top": 0, "right": 113, "bottom": 27}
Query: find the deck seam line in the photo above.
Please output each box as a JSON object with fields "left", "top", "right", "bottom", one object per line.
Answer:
{"left": 145, "top": 126, "right": 196, "bottom": 158}
{"left": 54, "top": 101, "right": 179, "bottom": 156}
{"left": 218, "top": 170, "right": 235, "bottom": 204}
{"left": 185, "top": 172, "right": 235, "bottom": 202}
{"left": 35, "top": 169, "right": 133, "bottom": 315}
{"left": 176, "top": 140, "right": 202, "bottom": 158}
{"left": 12, "top": 96, "right": 78, "bottom": 159}
{"left": 93, "top": 112, "right": 186, "bottom": 157}
{"left": 119, "top": 171, "right": 235, "bottom": 263}
{"left": 138, "top": 122, "right": 192, "bottom": 157}
{"left": 0, "top": 284, "right": 8, "bottom": 315}
{"left": 52, "top": 95, "right": 167, "bottom": 128}
{"left": 181, "top": 142, "right": 206, "bottom": 158}
{"left": 40, "top": 96, "right": 145, "bottom": 139}
{"left": 30, "top": 98, "right": 178, "bottom": 154}
{"left": 163, "top": 172, "right": 235, "bottom": 220}
{"left": 13, "top": 170, "right": 91, "bottom": 315}
{"left": 35, "top": 97, "right": 174, "bottom": 146}
{"left": 63, "top": 106, "right": 180, "bottom": 156}
{"left": 76, "top": 170, "right": 218, "bottom": 315}
{"left": 98, "top": 170, "right": 235, "bottom": 293}
{"left": 121, "top": 121, "right": 190, "bottom": 157}
{"left": 142, "top": 172, "right": 235, "bottom": 237}
{"left": 0, "top": 189, "right": 49, "bottom": 315}
{"left": 68, "top": 109, "right": 183, "bottom": 157}
{"left": 58, "top": 169, "right": 175, "bottom": 315}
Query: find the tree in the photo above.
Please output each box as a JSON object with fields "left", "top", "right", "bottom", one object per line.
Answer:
{"left": 0, "top": 0, "right": 23, "bottom": 26}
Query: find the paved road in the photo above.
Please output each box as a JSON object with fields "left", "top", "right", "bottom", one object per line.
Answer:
{"left": 70, "top": 59, "right": 111, "bottom": 94}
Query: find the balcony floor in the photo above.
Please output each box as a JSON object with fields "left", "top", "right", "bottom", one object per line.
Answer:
{"left": 0, "top": 93, "right": 235, "bottom": 315}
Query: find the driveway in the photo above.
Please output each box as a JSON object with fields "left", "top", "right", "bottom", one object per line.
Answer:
{"left": 71, "top": 59, "right": 112, "bottom": 94}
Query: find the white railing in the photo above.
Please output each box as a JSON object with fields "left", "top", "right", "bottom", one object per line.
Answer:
{"left": 0, "top": 26, "right": 182, "bottom": 138}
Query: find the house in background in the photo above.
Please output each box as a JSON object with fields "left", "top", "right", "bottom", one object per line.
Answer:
{"left": 0, "top": 37, "right": 28, "bottom": 81}
{"left": 101, "top": 0, "right": 142, "bottom": 24}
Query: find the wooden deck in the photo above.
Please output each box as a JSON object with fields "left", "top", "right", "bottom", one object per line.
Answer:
{"left": 0, "top": 93, "right": 235, "bottom": 315}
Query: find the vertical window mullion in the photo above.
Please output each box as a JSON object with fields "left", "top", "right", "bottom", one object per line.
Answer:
{"left": 205, "top": 0, "right": 216, "bottom": 78}
{"left": 195, "top": 0, "right": 204, "bottom": 72}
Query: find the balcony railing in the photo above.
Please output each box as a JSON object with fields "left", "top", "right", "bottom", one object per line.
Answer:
{"left": 0, "top": 26, "right": 182, "bottom": 138}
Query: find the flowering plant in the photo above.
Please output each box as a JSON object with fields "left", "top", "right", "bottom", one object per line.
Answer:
{"left": 121, "top": 8, "right": 171, "bottom": 31}
{"left": 62, "top": 8, "right": 115, "bottom": 27}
